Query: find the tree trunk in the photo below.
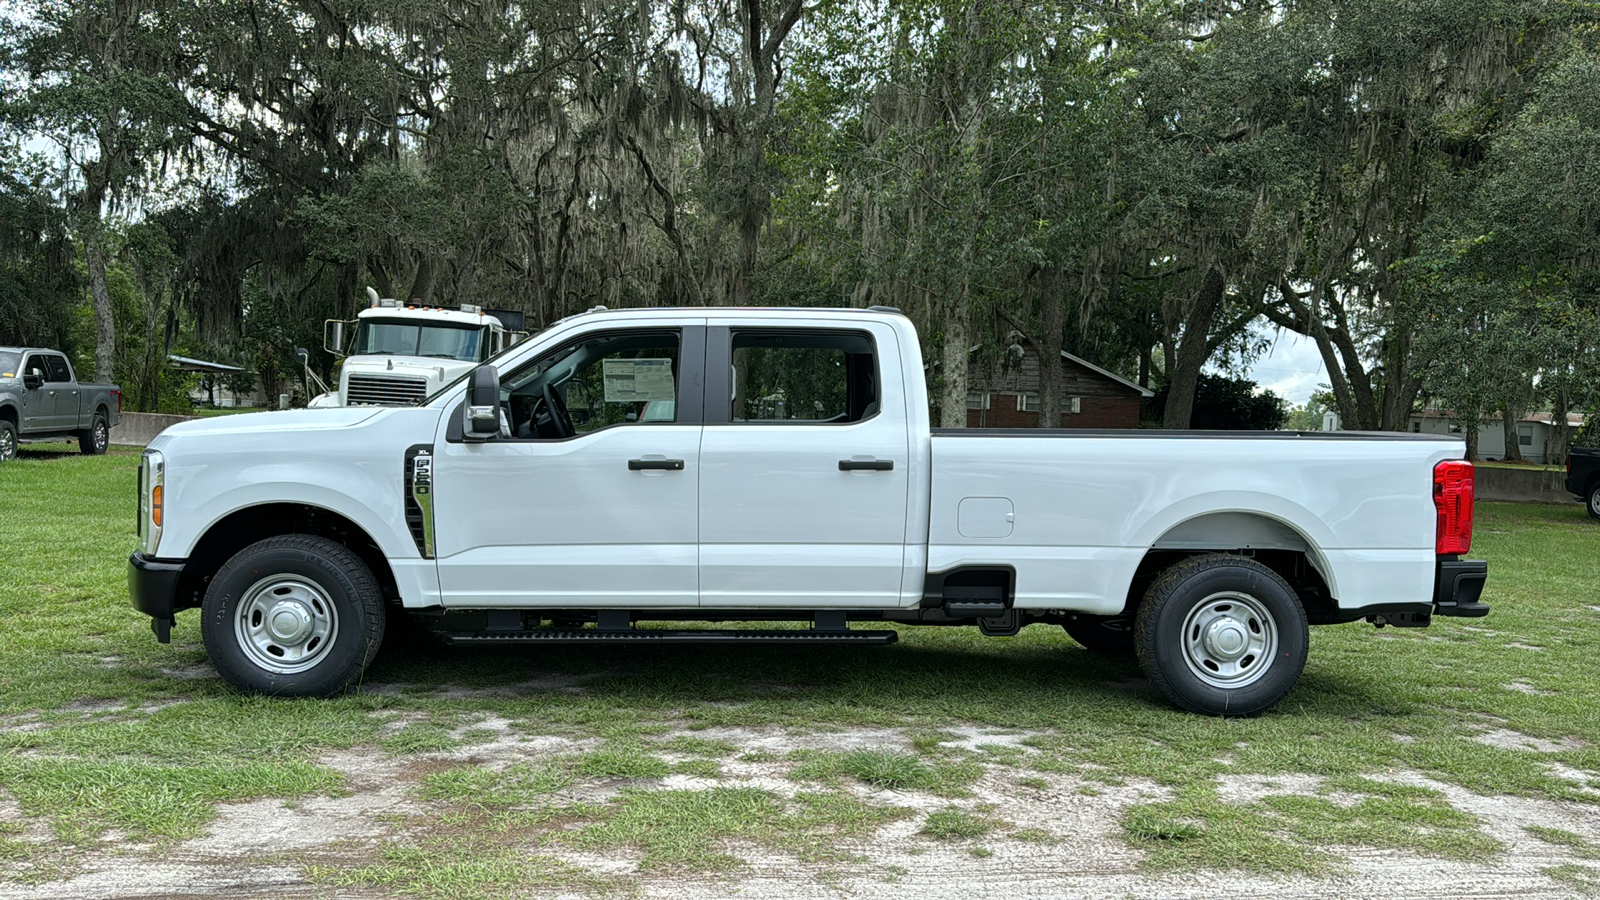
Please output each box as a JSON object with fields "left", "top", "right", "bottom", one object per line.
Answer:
{"left": 406, "top": 256, "right": 436, "bottom": 304}
{"left": 939, "top": 299, "right": 969, "bottom": 428}
{"left": 1501, "top": 406, "right": 1524, "bottom": 462}
{"left": 1162, "top": 267, "right": 1225, "bottom": 429}
{"left": 1464, "top": 420, "right": 1480, "bottom": 461}
{"left": 1549, "top": 387, "right": 1571, "bottom": 466}
{"left": 1038, "top": 268, "right": 1065, "bottom": 428}
{"left": 82, "top": 215, "right": 116, "bottom": 382}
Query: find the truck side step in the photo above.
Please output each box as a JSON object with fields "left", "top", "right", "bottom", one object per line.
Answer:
{"left": 436, "top": 628, "right": 899, "bottom": 646}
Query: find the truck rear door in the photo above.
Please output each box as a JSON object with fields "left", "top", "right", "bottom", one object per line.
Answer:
{"left": 697, "top": 320, "right": 910, "bottom": 608}
{"left": 46, "top": 356, "right": 80, "bottom": 428}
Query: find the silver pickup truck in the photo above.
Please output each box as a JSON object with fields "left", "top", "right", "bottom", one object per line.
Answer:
{"left": 0, "top": 347, "right": 122, "bottom": 462}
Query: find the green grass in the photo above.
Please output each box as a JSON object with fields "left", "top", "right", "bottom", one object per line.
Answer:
{"left": 919, "top": 809, "right": 998, "bottom": 840}
{"left": 1121, "top": 779, "right": 1499, "bottom": 874}
{"left": 563, "top": 787, "right": 906, "bottom": 870}
{"left": 790, "top": 749, "right": 980, "bottom": 795}
{"left": 1, "top": 448, "right": 1598, "bottom": 887}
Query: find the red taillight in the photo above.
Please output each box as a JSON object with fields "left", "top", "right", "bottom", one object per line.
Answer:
{"left": 114, "top": 390, "right": 122, "bottom": 414}
{"left": 1434, "top": 460, "right": 1474, "bottom": 555}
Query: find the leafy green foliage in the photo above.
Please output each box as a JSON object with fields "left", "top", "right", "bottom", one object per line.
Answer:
{"left": 1151, "top": 374, "right": 1287, "bottom": 430}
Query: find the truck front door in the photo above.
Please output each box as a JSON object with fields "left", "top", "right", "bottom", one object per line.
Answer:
{"left": 429, "top": 324, "right": 705, "bottom": 608}
{"left": 697, "top": 322, "right": 910, "bottom": 608}
{"left": 18, "top": 353, "right": 58, "bottom": 432}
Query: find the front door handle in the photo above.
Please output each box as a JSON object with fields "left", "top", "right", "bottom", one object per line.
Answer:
{"left": 628, "top": 459, "right": 685, "bottom": 471}
{"left": 839, "top": 459, "right": 894, "bottom": 471}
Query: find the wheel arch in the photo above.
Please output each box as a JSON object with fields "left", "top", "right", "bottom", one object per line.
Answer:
{"left": 0, "top": 402, "right": 16, "bottom": 425}
{"left": 1122, "top": 509, "right": 1338, "bottom": 623}
{"left": 175, "top": 502, "right": 401, "bottom": 615}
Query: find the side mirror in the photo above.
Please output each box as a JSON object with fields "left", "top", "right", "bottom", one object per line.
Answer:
{"left": 462, "top": 365, "right": 501, "bottom": 442}
{"left": 294, "top": 347, "right": 310, "bottom": 366}
{"left": 323, "top": 320, "right": 349, "bottom": 357}
{"left": 22, "top": 373, "right": 42, "bottom": 391}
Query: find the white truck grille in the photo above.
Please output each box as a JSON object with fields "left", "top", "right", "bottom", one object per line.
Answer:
{"left": 346, "top": 374, "right": 427, "bottom": 406}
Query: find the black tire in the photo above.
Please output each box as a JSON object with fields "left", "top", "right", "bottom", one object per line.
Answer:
{"left": 201, "top": 535, "right": 386, "bottom": 697}
{"left": 0, "top": 419, "right": 15, "bottom": 463}
{"left": 1134, "top": 554, "right": 1308, "bottom": 717}
{"left": 1587, "top": 482, "right": 1600, "bottom": 521}
{"left": 1063, "top": 615, "right": 1136, "bottom": 654}
{"left": 77, "top": 412, "right": 108, "bottom": 455}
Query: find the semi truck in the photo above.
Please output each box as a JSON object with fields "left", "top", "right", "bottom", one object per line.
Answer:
{"left": 307, "top": 288, "right": 524, "bottom": 407}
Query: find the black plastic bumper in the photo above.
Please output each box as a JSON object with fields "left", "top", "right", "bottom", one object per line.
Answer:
{"left": 1434, "top": 558, "right": 1489, "bottom": 617}
{"left": 128, "top": 552, "right": 186, "bottom": 643}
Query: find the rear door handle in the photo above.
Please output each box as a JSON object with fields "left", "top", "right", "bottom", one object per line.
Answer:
{"left": 839, "top": 459, "right": 894, "bottom": 471}
{"left": 628, "top": 459, "right": 684, "bottom": 471}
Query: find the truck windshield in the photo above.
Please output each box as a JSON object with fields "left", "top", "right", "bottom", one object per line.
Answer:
{"left": 355, "top": 320, "right": 485, "bottom": 361}
{"left": 0, "top": 351, "right": 17, "bottom": 377}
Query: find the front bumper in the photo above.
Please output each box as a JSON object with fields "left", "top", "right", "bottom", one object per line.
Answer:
{"left": 128, "top": 552, "right": 186, "bottom": 643}
{"left": 1434, "top": 558, "right": 1489, "bottom": 617}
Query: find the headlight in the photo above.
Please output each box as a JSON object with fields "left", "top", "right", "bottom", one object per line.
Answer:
{"left": 139, "top": 449, "right": 164, "bottom": 556}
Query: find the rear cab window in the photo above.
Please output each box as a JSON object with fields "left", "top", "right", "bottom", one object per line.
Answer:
{"left": 720, "top": 330, "right": 879, "bottom": 424}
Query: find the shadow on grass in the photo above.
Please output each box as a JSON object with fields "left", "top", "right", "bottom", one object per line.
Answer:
{"left": 15, "top": 447, "right": 83, "bottom": 461}
{"left": 352, "top": 623, "right": 1394, "bottom": 725}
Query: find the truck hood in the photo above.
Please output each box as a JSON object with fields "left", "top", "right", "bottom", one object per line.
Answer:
{"left": 342, "top": 357, "right": 475, "bottom": 380}
{"left": 150, "top": 407, "right": 386, "bottom": 447}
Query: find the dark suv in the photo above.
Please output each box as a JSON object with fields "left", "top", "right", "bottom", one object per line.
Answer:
{"left": 1567, "top": 446, "right": 1600, "bottom": 520}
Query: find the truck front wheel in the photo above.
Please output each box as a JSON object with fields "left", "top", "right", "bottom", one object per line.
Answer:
{"left": 0, "top": 419, "right": 15, "bottom": 463}
{"left": 1135, "top": 554, "right": 1307, "bottom": 717}
{"left": 201, "top": 535, "right": 386, "bottom": 697}
{"left": 1587, "top": 481, "right": 1600, "bottom": 521}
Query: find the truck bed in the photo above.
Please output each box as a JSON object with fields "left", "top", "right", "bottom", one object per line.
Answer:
{"left": 927, "top": 429, "right": 1464, "bottom": 616}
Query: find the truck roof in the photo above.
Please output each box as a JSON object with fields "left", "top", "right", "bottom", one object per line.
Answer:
{"left": 553, "top": 305, "right": 908, "bottom": 325}
{"left": 357, "top": 306, "right": 504, "bottom": 328}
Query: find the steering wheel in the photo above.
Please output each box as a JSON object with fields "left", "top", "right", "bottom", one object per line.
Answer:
{"left": 541, "top": 382, "right": 575, "bottom": 438}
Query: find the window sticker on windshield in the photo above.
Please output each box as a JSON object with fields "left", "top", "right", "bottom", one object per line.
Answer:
{"left": 602, "top": 358, "right": 675, "bottom": 402}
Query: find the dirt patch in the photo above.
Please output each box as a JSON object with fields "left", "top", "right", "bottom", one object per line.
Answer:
{"left": 1472, "top": 727, "right": 1586, "bottom": 753}
{"left": 936, "top": 726, "right": 1040, "bottom": 754}
{"left": 1503, "top": 682, "right": 1554, "bottom": 696}
{"left": 4, "top": 726, "right": 1600, "bottom": 899}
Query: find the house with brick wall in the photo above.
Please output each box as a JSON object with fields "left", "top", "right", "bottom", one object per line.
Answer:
{"left": 964, "top": 345, "right": 1152, "bottom": 429}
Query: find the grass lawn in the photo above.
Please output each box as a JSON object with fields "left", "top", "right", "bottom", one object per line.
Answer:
{"left": 1, "top": 447, "right": 1598, "bottom": 895}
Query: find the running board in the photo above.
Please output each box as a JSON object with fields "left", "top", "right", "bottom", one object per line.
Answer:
{"left": 436, "top": 628, "right": 899, "bottom": 646}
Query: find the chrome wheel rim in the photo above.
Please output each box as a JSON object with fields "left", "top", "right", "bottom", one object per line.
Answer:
{"left": 0, "top": 428, "right": 13, "bottom": 461}
{"left": 1180, "top": 591, "right": 1278, "bottom": 689}
{"left": 93, "top": 421, "right": 107, "bottom": 450}
{"left": 1591, "top": 490, "right": 1600, "bottom": 517}
{"left": 235, "top": 575, "right": 339, "bottom": 674}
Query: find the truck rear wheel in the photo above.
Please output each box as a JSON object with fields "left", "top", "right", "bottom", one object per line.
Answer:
{"left": 78, "top": 412, "right": 108, "bottom": 455}
{"left": 201, "top": 535, "right": 386, "bottom": 697}
{"left": 1135, "top": 554, "right": 1307, "bottom": 717}
{"left": 1063, "top": 616, "right": 1135, "bottom": 654}
{"left": 1588, "top": 482, "right": 1600, "bottom": 520}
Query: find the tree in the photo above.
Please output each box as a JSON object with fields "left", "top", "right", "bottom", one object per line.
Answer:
{"left": 1152, "top": 374, "right": 1287, "bottom": 431}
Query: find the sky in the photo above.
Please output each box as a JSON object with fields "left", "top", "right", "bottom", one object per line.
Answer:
{"left": 1236, "top": 332, "right": 1329, "bottom": 407}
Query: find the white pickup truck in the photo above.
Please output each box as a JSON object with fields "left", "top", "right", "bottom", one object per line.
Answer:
{"left": 128, "top": 307, "right": 1488, "bottom": 715}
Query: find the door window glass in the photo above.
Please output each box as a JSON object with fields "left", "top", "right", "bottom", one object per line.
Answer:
{"left": 43, "top": 356, "right": 71, "bottom": 383}
{"left": 502, "top": 331, "right": 680, "bottom": 438}
{"left": 730, "top": 331, "right": 877, "bottom": 423}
